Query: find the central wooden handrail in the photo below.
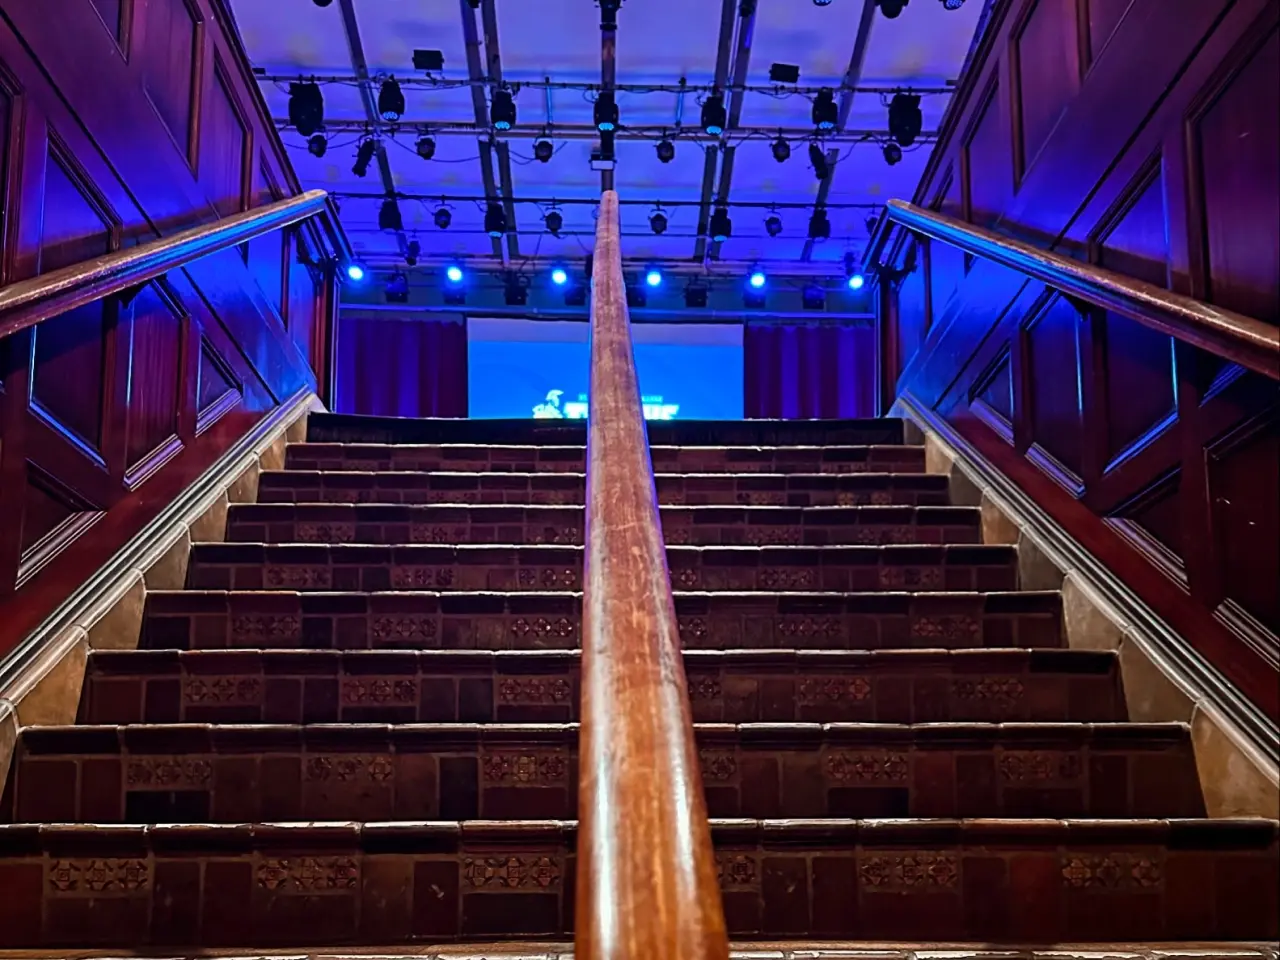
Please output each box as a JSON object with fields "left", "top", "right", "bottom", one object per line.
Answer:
{"left": 576, "top": 190, "right": 730, "bottom": 960}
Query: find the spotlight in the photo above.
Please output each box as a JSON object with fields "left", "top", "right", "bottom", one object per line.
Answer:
{"left": 709, "top": 205, "right": 732, "bottom": 243}
{"left": 503, "top": 275, "right": 528, "bottom": 306}
{"left": 941, "top": 0, "right": 965, "bottom": 8}
{"left": 878, "top": 0, "right": 908, "bottom": 16}
{"left": 445, "top": 264, "right": 464, "bottom": 284}
{"left": 684, "top": 282, "right": 709, "bottom": 308}
{"left": 490, "top": 87, "right": 516, "bottom": 130}
{"left": 416, "top": 135, "right": 436, "bottom": 159}
{"left": 808, "top": 207, "right": 831, "bottom": 240}
{"left": 882, "top": 141, "right": 903, "bottom": 165}
{"left": 748, "top": 269, "right": 766, "bottom": 289}
{"left": 802, "top": 283, "right": 826, "bottom": 310}
{"left": 385, "top": 271, "right": 409, "bottom": 304}
{"left": 378, "top": 78, "right": 405, "bottom": 122}
{"left": 551, "top": 267, "right": 568, "bottom": 286}
{"left": 809, "top": 142, "right": 830, "bottom": 180}
{"left": 312, "top": 0, "right": 333, "bottom": 6}
{"left": 771, "top": 136, "right": 791, "bottom": 162}
{"left": 564, "top": 283, "right": 587, "bottom": 307}
{"left": 769, "top": 63, "right": 801, "bottom": 84}
{"left": 307, "top": 134, "right": 327, "bottom": 158}
{"left": 433, "top": 205, "right": 452, "bottom": 229}
{"left": 352, "top": 138, "right": 376, "bottom": 177}
{"left": 764, "top": 213, "right": 783, "bottom": 237}
{"left": 379, "top": 199, "right": 403, "bottom": 232}
{"left": 744, "top": 284, "right": 766, "bottom": 308}
{"left": 702, "top": 89, "right": 726, "bottom": 135}
{"left": 889, "top": 92, "right": 923, "bottom": 146}
{"left": 544, "top": 208, "right": 563, "bottom": 236}
{"left": 812, "top": 88, "right": 838, "bottom": 131}
{"left": 405, "top": 240, "right": 421, "bottom": 266}
{"left": 626, "top": 284, "right": 647, "bottom": 308}
{"left": 533, "top": 138, "right": 554, "bottom": 162}
{"left": 865, "top": 213, "right": 879, "bottom": 235}
{"left": 484, "top": 202, "right": 507, "bottom": 238}
{"left": 813, "top": 0, "right": 834, "bottom": 5}
{"left": 288, "top": 81, "right": 324, "bottom": 136}
{"left": 645, "top": 268, "right": 662, "bottom": 288}
{"left": 848, "top": 274, "right": 865, "bottom": 290}
{"left": 649, "top": 208, "right": 668, "bottom": 235}
{"left": 594, "top": 90, "right": 618, "bottom": 132}
{"left": 656, "top": 138, "right": 676, "bottom": 163}
{"left": 345, "top": 263, "right": 366, "bottom": 282}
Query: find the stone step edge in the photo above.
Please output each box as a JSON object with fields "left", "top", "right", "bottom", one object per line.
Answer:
{"left": 229, "top": 502, "right": 977, "bottom": 517}
{"left": 188, "top": 543, "right": 1015, "bottom": 559}
{"left": 260, "top": 470, "right": 945, "bottom": 481}
{"left": 0, "top": 818, "right": 1274, "bottom": 856}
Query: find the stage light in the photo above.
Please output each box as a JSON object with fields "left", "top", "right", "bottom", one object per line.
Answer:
{"left": 352, "top": 138, "right": 376, "bottom": 177}
{"left": 385, "top": 271, "right": 409, "bottom": 304}
{"left": 445, "top": 264, "right": 464, "bottom": 284}
{"left": 645, "top": 268, "right": 662, "bottom": 287}
{"left": 379, "top": 199, "right": 403, "bottom": 232}
{"left": 533, "top": 138, "right": 554, "bottom": 162}
{"left": 626, "top": 284, "right": 647, "bottom": 308}
{"left": 771, "top": 137, "right": 791, "bottom": 162}
{"left": 433, "top": 205, "right": 452, "bottom": 229}
{"left": 405, "top": 240, "right": 421, "bottom": 266}
{"left": 848, "top": 274, "right": 865, "bottom": 290}
{"left": 416, "top": 135, "right": 436, "bottom": 159}
{"left": 564, "top": 283, "right": 587, "bottom": 306}
{"left": 649, "top": 208, "right": 668, "bottom": 235}
{"left": 809, "top": 142, "right": 829, "bottom": 180}
{"left": 684, "top": 282, "right": 709, "bottom": 308}
{"left": 764, "top": 213, "right": 783, "bottom": 237}
{"left": 345, "top": 263, "right": 366, "bottom": 282}
{"left": 544, "top": 208, "right": 563, "bottom": 236}
{"left": 878, "top": 0, "right": 908, "bottom": 16}
{"left": 702, "top": 89, "right": 726, "bottom": 135}
{"left": 941, "top": 0, "right": 965, "bottom": 8}
{"left": 889, "top": 92, "right": 923, "bottom": 146}
{"left": 378, "top": 78, "right": 405, "bottom": 122}
{"left": 594, "top": 90, "right": 618, "bottom": 132}
{"left": 490, "top": 88, "right": 516, "bottom": 130}
{"left": 743, "top": 285, "right": 766, "bottom": 308}
{"left": 814, "top": 0, "right": 834, "bottom": 5}
{"left": 656, "top": 138, "right": 676, "bottom": 163}
{"left": 504, "top": 275, "right": 528, "bottom": 306}
{"left": 808, "top": 206, "right": 831, "bottom": 240}
{"left": 709, "top": 205, "right": 732, "bottom": 242}
{"left": 865, "top": 213, "right": 879, "bottom": 235}
{"left": 748, "top": 269, "right": 766, "bottom": 289}
{"left": 312, "top": 0, "right": 333, "bottom": 7}
{"left": 551, "top": 267, "right": 568, "bottom": 286}
{"left": 484, "top": 202, "right": 507, "bottom": 238}
{"left": 802, "top": 283, "right": 826, "bottom": 309}
{"left": 288, "top": 82, "right": 324, "bottom": 136}
{"left": 812, "top": 88, "right": 838, "bottom": 131}
{"left": 307, "top": 134, "right": 327, "bottom": 157}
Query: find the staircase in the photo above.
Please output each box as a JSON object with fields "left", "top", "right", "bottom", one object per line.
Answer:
{"left": 1, "top": 413, "right": 1275, "bottom": 950}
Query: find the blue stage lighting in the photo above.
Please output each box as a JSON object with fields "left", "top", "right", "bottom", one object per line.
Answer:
{"left": 445, "top": 265, "right": 464, "bottom": 284}
{"left": 848, "top": 274, "right": 865, "bottom": 290}
{"left": 748, "top": 270, "right": 766, "bottom": 289}
{"left": 551, "top": 267, "right": 568, "bottom": 286}
{"left": 645, "top": 269, "right": 663, "bottom": 287}
{"left": 345, "top": 263, "right": 366, "bottom": 282}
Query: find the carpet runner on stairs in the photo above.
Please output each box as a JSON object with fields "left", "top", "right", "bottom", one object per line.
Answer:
{"left": 0, "top": 415, "right": 1275, "bottom": 948}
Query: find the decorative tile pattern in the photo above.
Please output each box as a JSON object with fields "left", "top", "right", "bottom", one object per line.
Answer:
{"left": 498, "top": 677, "right": 573, "bottom": 704}
{"left": 184, "top": 676, "right": 262, "bottom": 705}
{"left": 257, "top": 857, "right": 359, "bottom": 892}
{"left": 776, "top": 617, "right": 842, "bottom": 639}
{"left": 825, "top": 751, "right": 909, "bottom": 782}
{"left": 304, "top": 755, "right": 395, "bottom": 782}
{"left": 464, "top": 855, "right": 563, "bottom": 889}
{"left": 47, "top": 859, "right": 149, "bottom": 895}
{"left": 716, "top": 853, "right": 759, "bottom": 888}
{"left": 797, "top": 676, "right": 872, "bottom": 703}
{"left": 911, "top": 615, "right": 981, "bottom": 641}
{"left": 676, "top": 569, "right": 701, "bottom": 588}
{"left": 759, "top": 568, "right": 816, "bottom": 589}
{"left": 879, "top": 566, "right": 943, "bottom": 589}
{"left": 126, "top": 757, "right": 213, "bottom": 788}
{"left": 699, "top": 750, "right": 738, "bottom": 781}
{"left": 998, "top": 751, "right": 1083, "bottom": 782}
{"left": 371, "top": 616, "right": 437, "bottom": 643}
{"left": 742, "top": 526, "right": 803, "bottom": 545}
{"left": 410, "top": 525, "right": 454, "bottom": 544}
{"left": 340, "top": 677, "right": 418, "bottom": 705}
{"left": 231, "top": 616, "right": 301, "bottom": 642}
{"left": 860, "top": 853, "right": 959, "bottom": 889}
{"left": 264, "top": 566, "right": 333, "bottom": 588}
{"left": 1061, "top": 854, "right": 1164, "bottom": 889}
{"left": 541, "top": 568, "right": 578, "bottom": 588}
{"left": 953, "top": 676, "right": 1024, "bottom": 706}
{"left": 687, "top": 676, "right": 722, "bottom": 700}
{"left": 679, "top": 617, "right": 709, "bottom": 641}
{"left": 481, "top": 752, "right": 569, "bottom": 784}
{"left": 391, "top": 566, "right": 454, "bottom": 588}
{"left": 511, "top": 617, "right": 576, "bottom": 638}
{"left": 297, "top": 522, "right": 356, "bottom": 543}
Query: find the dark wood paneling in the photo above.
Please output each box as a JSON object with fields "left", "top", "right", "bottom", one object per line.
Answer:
{"left": 963, "top": 81, "right": 1011, "bottom": 230}
{"left": 122, "top": 282, "right": 184, "bottom": 480}
{"left": 141, "top": 0, "right": 200, "bottom": 164}
{"left": 1085, "top": 0, "right": 1133, "bottom": 64}
{"left": 1015, "top": 0, "right": 1080, "bottom": 177}
{"left": 1024, "top": 294, "right": 1084, "bottom": 480}
{"left": 201, "top": 59, "right": 248, "bottom": 219}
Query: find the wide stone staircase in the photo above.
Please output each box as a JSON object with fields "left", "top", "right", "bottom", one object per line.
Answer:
{"left": 0, "top": 413, "right": 1275, "bottom": 950}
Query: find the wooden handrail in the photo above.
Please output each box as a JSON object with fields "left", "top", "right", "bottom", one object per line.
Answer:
{"left": 0, "top": 189, "right": 351, "bottom": 340}
{"left": 576, "top": 190, "right": 730, "bottom": 960}
{"left": 885, "top": 198, "right": 1280, "bottom": 380}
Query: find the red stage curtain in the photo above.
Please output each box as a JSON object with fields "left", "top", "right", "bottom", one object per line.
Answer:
{"left": 334, "top": 312, "right": 467, "bottom": 417}
{"left": 743, "top": 322, "right": 877, "bottom": 419}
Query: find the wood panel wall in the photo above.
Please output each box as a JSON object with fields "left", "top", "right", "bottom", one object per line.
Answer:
{"left": 880, "top": 0, "right": 1280, "bottom": 718}
{"left": 0, "top": 0, "right": 339, "bottom": 657}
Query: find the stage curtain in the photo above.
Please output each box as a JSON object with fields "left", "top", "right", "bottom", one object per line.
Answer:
{"left": 334, "top": 312, "right": 467, "bottom": 417}
{"left": 743, "top": 322, "right": 877, "bottom": 419}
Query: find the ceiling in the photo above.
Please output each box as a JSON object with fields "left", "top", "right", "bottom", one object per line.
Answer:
{"left": 230, "top": 0, "right": 985, "bottom": 281}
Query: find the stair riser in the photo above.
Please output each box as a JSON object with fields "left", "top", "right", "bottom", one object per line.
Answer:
{"left": 6, "top": 734, "right": 1201, "bottom": 823}
{"left": 0, "top": 832, "right": 1271, "bottom": 946}
{"left": 81, "top": 659, "right": 1121, "bottom": 726}
{"left": 285, "top": 445, "right": 927, "bottom": 475}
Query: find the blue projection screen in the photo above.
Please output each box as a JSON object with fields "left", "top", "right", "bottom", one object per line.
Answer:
{"left": 467, "top": 317, "right": 744, "bottom": 420}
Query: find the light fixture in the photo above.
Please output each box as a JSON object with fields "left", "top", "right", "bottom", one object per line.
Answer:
{"left": 764, "top": 212, "right": 783, "bottom": 237}
{"left": 645, "top": 268, "right": 662, "bottom": 288}
{"left": 445, "top": 264, "right": 464, "bottom": 284}
{"left": 533, "top": 138, "right": 554, "bottom": 162}
{"left": 812, "top": 88, "right": 838, "bottom": 131}
{"left": 345, "top": 263, "right": 366, "bottom": 282}
{"left": 490, "top": 87, "right": 516, "bottom": 130}
{"left": 551, "top": 267, "right": 568, "bottom": 286}
{"left": 626, "top": 284, "right": 647, "bottom": 308}
{"left": 802, "top": 283, "right": 826, "bottom": 309}
{"left": 889, "top": 92, "right": 923, "bottom": 146}
{"left": 702, "top": 89, "right": 726, "bottom": 136}
{"left": 503, "top": 275, "right": 528, "bottom": 306}
{"left": 544, "top": 208, "right": 563, "bottom": 236}
{"left": 379, "top": 199, "right": 403, "bottom": 232}
{"left": 684, "top": 282, "right": 709, "bottom": 308}
{"left": 709, "top": 205, "right": 732, "bottom": 242}
{"left": 307, "top": 134, "right": 327, "bottom": 158}
{"left": 748, "top": 269, "right": 766, "bottom": 289}
{"left": 848, "top": 274, "right": 865, "bottom": 290}
{"left": 656, "top": 138, "right": 676, "bottom": 163}
{"left": 809, "top": 142, "right": 830, "bottom": 180}
{"left": 288, "top": 81, "right": 324, "bottom": 136}
{"left": 312, "top": 0, "right": 333, "bottom": 7}
{"left": 813, "top": 0, "right": 834, "bottom": 5}
{"left": 883, "top": 141, "right": 903, "bottom": 165}
{"left": 433, "top": 205, "right": 452, "bottom": 229}
{"left": 878, "top": 0, "right": 908, "bottom": 16}
{"left": 564, "top": 282, "right": 587, "bottom": 306}
{"left": 941, "top": 0, "right": 965, "bottom": 8}
{"left": 594, "top": 90, "right": 618, "bottom": 132}
{"left": 808, "top": 206, "right": 831, "bottom": 239}
{"left": 771, "top": 136, "right": 791, "bottom": 162}
{"left": 484, "top": 202, "right": 507, "bottom": 238}
{"left": 744, "top": 283, "right": 766, "bottom": 308}
{"left": 865, "top": 213, "right": 879, "bottom": 235}
{"left": 405, "top": 240, "right": 421, "bottom": 266}
{"left": 378, "top": 78, "right": 405, "bottom": 122}
{"left": 416, "top": 134, "right": 436, "bottom": 159}
{"left": 385, "top": 271, "right": 409, "bottom": 304}
{"left": 649, "top": 207, "right": 668, "bottom": 235}
{"left": 352, "top": 138, "right": 376, "bottom": 177}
